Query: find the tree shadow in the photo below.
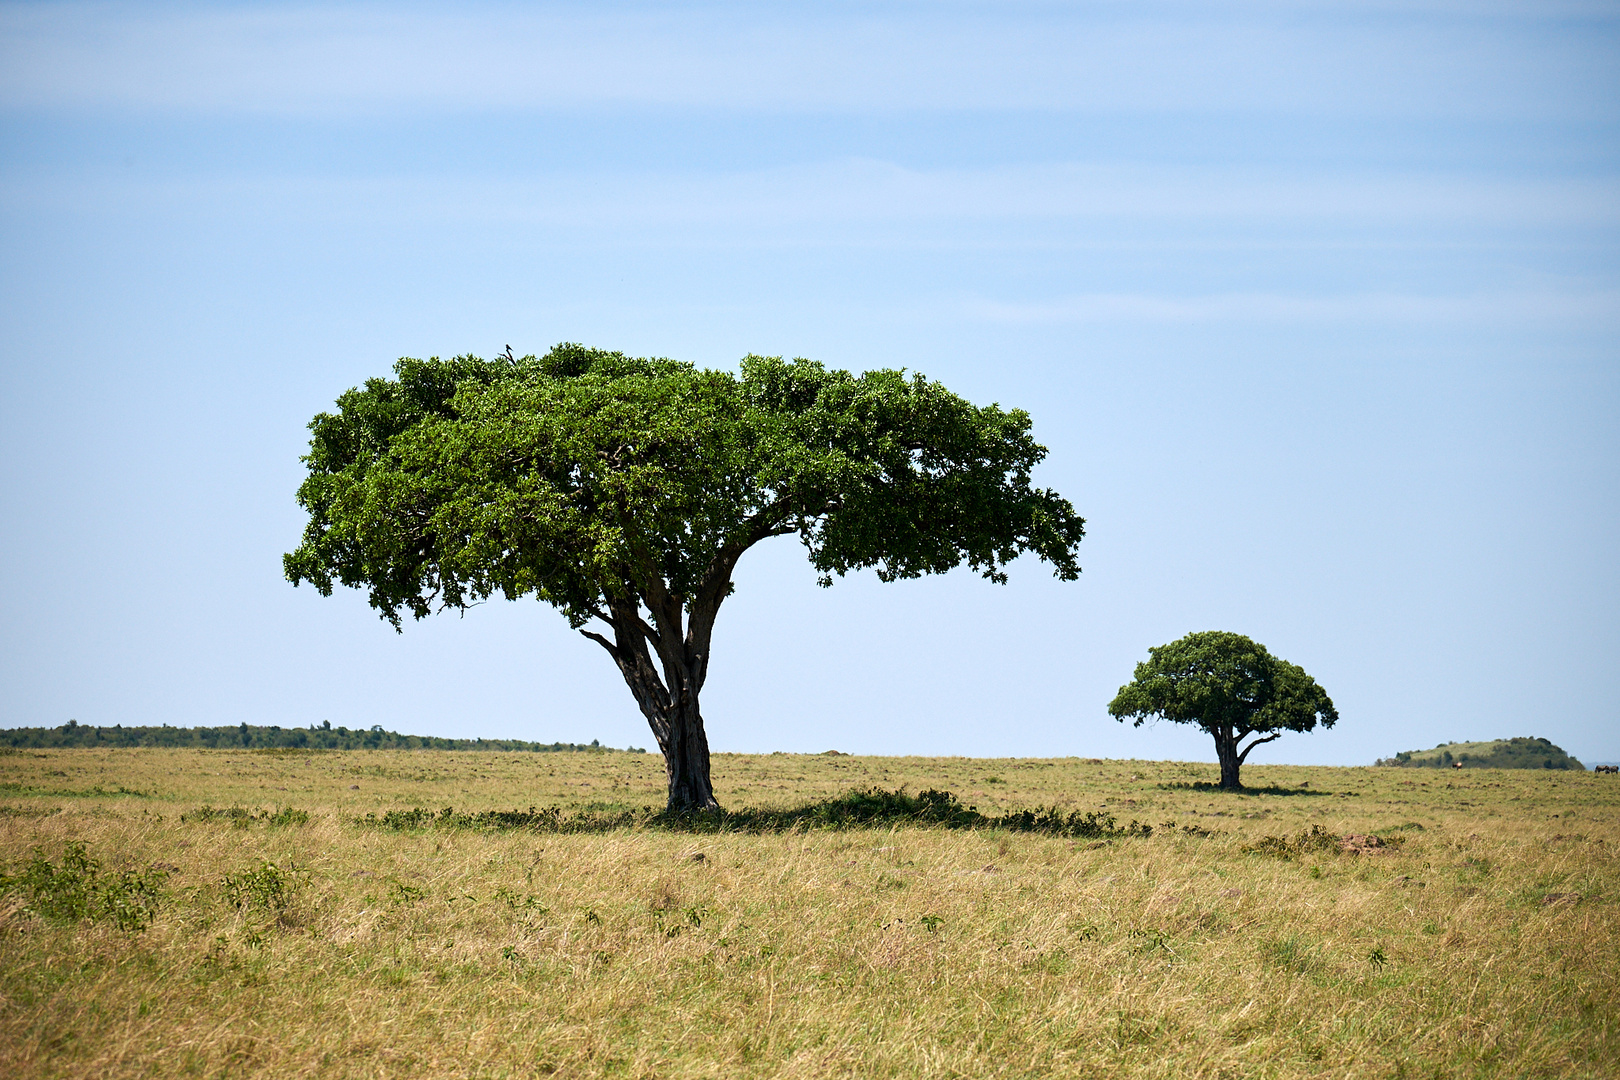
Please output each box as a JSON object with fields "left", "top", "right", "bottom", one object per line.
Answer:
{"left": 1157, "top": 781, "right": 1339, "bottom": 797}
{"left": 357, "top": 787, "right": 1161, "bottom": 838}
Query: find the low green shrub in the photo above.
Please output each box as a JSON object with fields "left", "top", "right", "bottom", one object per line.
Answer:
{"left": 222, "top": 860, "right": 304, "bottom": 913}
{"left": 0, "top": 841, "right": 167, "bottom": 931}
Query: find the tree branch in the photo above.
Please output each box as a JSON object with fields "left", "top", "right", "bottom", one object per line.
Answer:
{"left": 1236, "top": 731, "right": 1283, "bottom": 765}
{"left": 578, "top": 628, "right": 619, "bottom": 660}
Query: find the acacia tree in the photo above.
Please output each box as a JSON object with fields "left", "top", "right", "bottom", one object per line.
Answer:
{"left": 1106, "top": 631, "right": 1337, "bottom": 791}
{"left": 285, "top": 344, "right": 1085, "bottom": 811}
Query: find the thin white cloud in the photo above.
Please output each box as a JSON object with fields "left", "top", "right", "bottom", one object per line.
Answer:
{"left": 1, "top": 2, "right": 1613, "bottom": 118}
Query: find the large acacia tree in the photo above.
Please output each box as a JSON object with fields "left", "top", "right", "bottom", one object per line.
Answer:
{"left": 285, "top": 344, "right": 1085, "bottom": 811}
{"left": 1107, "top": 631, "right": 1337, "bottom": 791}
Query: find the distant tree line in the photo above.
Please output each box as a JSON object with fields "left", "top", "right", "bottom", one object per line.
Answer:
{"left": 1375, "top": 736, "right": 1583, "bottom": 770}
{"left": 0, "top": 720, "right": 646, "bottom": 754}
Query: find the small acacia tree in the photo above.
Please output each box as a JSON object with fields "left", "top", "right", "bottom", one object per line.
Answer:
{"left": 1107, "top": 631, "right": 1337, "bottom": 790}
{"left": 285, "top": 344, "right": 1085, "bottom": 811}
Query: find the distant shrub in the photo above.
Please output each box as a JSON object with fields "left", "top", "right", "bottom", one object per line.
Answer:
{"left": 1375, "top": 737, "right": 1583, "bottom": 770}
{"left": 0, "top": 719, "right": 633, "bottom": 753}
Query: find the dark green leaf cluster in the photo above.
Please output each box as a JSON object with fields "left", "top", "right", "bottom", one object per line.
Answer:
{"left": 284, "top": 345, "right": 1084, "bottom": 627}
{"left": 1107, "top": 631, "right": 1337, "bottom": 736}
{"left": 223, "top": 860, "right": 304, "bottom": 913}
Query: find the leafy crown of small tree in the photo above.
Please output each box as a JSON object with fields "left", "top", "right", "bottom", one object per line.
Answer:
{"left": 284, "top": 345, "right": 1084, "bottom": 627}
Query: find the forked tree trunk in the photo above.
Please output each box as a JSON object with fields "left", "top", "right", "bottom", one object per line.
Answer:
{"left": 580, "top": 528, "right": 779, "bottom": 813}
{"left": 1213, "top": 725, "right": 1282, "bottom": 791}
{"left": 583, "top": 596, "right": 722, "bottom": 814}
{"left": 615, "top": 652, "right": 721, "bottom": 813}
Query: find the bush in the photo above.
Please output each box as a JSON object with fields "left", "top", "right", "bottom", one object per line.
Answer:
{"left": 222, "top": 860, "right": 304, "bottom": 913}
{"left": 1243, "top": 824, "right": 1407, "bottom": 860}
{"left": 0, "top": 841, "right": 168, "bottom": 931}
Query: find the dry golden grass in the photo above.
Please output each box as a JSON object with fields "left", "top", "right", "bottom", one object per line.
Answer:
{"left": 1, "top": 748, "right": 1615, "bottom": 1078}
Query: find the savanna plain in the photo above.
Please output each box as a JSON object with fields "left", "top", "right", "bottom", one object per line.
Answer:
{"left": 0, "top": 748, "right": 1614, "bottom": 1079}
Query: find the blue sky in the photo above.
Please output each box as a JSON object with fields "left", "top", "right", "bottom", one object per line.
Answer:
{"left": 2, "top": 1, "right": 1616, "bottom": 767}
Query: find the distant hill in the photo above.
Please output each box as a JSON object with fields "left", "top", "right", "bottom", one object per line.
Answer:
{"left": 1375, "top": 737, "right": 1583, "bottom": 771}
{"left": 0, "top": 720, "right": 646, "bottom": 754}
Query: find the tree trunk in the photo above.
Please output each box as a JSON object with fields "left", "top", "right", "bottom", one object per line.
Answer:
{"left": 1214, "top": 726, "right": 1243, "bottom": 790}
{"left": 616, "top": 651, "right": 720, "bottom": 814}
{"left": 660, "top": 693, "right": 718, "bottom": 813}
{"left": 583, "top": 597, "right": 721, "bottom": 814}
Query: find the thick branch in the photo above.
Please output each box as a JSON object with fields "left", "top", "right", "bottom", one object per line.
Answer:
{"left": 1236, "top": 731, "right": 1283, "bottom": 764}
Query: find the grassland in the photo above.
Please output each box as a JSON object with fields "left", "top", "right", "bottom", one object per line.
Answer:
{"left": 0, "top": 748, "right": 1615, "bottom": 1079}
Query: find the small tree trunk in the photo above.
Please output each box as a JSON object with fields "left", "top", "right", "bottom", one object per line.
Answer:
{"left": 660, "top": 693, "right": 718, "bottom": 813}
{"left": 1214, "top": 727, "right": 1243, "bottom": 790}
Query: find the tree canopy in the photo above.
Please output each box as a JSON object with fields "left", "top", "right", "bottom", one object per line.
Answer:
{"left": 1107, "top": 631, "right": 1337, "bottom": 790}
{"left": 285, "top": 344, "right": 1086, "bottom": 810}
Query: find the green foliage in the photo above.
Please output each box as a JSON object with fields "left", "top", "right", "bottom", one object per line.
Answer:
{"left": 1242, "top": 824, "right": 1407, "bottom": 860}
{"left": 222, "top": 861, "right": 304, "bottom": 913}
{"left": 1375, "top": 737, "right": 1585, "bottom": 770}
{"left": 285, "top": 345, "right": 1084, "bottom": 626}
{"left": 2, "top": 719, "right": 630, "bottom": 753}
{"left": 283, "top": 345, "right": 1083, "bottom": 811}
{"left": 651, "top": 902, "right": 708, "bottom": 938}
{"left": 1243, "top": 824, "right": 1343, "bottom": 859}
{"left": 0, "top": 778, "right": 150, "bottom": 798}
{"left": 493, "top": 886, "right": 548, "bottom": 915}
{"left": 0, "top": 841, "right": 167, "bottom": 931}
{"left": 1108, "top": 631, "right": 1337, "bottom": 738}
{"left": 1262, "top": 935, "right": 1318, "bottom": 975}
{"left": 385, "top": 880, "right": 425, "bottom": 906}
